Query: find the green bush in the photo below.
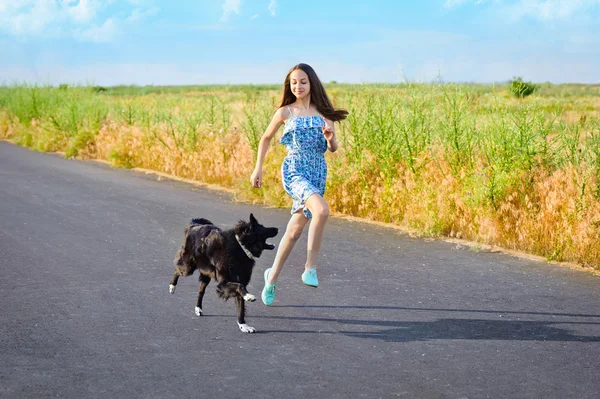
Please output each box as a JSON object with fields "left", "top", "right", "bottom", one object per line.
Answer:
{"left": 510, "top": 77, "right": 537, "bottom": 98}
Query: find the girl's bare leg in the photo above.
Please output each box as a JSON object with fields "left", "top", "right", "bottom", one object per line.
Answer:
{"left": 303, "top": 194, "right": 330, "bottom": 271}
{"left": 267, "top": 211, "right": 309, "bottom": 284}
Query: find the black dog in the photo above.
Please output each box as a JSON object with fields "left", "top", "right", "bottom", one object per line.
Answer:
{"left": 169, "top": 214, "right": 278, "bottom": 333}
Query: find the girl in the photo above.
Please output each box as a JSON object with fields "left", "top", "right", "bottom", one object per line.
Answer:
{"left": 250, "top": 63, "right": 348, "bottom": 306}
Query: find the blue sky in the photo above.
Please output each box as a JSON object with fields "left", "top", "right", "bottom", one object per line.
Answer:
{"left": 1, "top": 0, "right": 599, "bottom": 85}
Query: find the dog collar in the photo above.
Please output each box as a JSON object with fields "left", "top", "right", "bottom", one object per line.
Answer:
{"left": 235, "top": 234, "right": 254, "bottom": 260}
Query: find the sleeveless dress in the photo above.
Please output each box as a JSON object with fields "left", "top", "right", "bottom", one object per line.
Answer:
{"left": 280, "top": 107, "right": 328, "bottom": 219}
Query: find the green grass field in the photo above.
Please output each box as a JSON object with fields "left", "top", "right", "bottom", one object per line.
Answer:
{"left": 1, "top": 82, "right": 599, "bottom": 269}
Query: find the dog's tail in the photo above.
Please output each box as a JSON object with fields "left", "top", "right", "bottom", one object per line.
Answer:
{"left": 190, "top": 218, "right": 213, "bottom": 226}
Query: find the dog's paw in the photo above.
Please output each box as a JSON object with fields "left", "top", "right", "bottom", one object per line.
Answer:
{"left": 243, "top": 293, "right": 256, "bottom": 302}
{"left": 195, "top": 307, "right": 203, "bottom": 316}
{"left": 237, "top": 323, "right": 256, "bottom": 333}
{"left": 169, "top": 285, "right": 176, "bottom": 294}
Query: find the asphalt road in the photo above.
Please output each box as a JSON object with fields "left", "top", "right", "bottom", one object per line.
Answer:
{"left": 1, "top": 141, "right": 600, "bottom": 399}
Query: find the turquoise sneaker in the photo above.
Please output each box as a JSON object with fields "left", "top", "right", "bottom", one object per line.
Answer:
{"left": 261, "top": 268, "right": 277, "bottom": 306}
{"left": 301, "top": 267, "right": 319, "bottom": 287}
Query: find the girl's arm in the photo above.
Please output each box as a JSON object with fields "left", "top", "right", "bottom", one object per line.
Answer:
{"left": 323, "top": 118, "right": 338, "bottom": 152}
{"left": 250, "top": 107, "right": 287, "bottom": 188}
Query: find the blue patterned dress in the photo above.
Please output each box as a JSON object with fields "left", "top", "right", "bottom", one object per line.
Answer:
{"left": 280, "top": 110, "right": 328, "bottom": 219}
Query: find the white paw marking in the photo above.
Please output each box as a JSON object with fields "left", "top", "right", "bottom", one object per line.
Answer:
{"left": 195, "top": 307, "right": 203, "bottom": 316}
{"left": 243, "top": 293, "right": 256, "bottom": 302}
{"left": 169, "top": 285, "right": 176, "bottom": 294}
{"left": 238, "top": 323, "right": 256, "bottom": 333}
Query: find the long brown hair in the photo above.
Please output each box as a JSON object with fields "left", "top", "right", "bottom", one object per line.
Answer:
{"left": 277, "top": 63, "right": 348, "bottom": 122}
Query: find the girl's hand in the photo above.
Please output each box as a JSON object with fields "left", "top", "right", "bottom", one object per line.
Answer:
{"left": 250, "top": 168, "right": 263, "bottom": 188}
{"left": 322, "top": 125, "right": 335, "bottom": 141}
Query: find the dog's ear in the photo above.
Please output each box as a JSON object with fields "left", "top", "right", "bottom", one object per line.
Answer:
{"left": 249, "top": 213, "right": 257, "bottom": 225}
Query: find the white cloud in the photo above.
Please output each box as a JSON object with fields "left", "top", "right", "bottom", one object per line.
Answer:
{"left": 250, "top": 13, "right": 259, "bottom": 19}
{"left": 443, "top": 0, "right": 471, "bottom": 8}
{"left": 0, "top": 0, "right": 155, "bottom": 41}
{"left": 0, "top": 1, "right": 33, "bottom": 14}
{"left": 8, "top": 0, "right": 58, "bottom": 35}
{"left": 443, "top": 0, "right": 600, "bottom": 21}
{"left": 220, "top": 0, "right": 241, "bottom": 22}
{"left": 75, "top": 17, "right": 118, "bottom": 43}
{"left": 127, "top": 6, "right": 158, "bottom": 22}
{"left": 268, "top": 0, "right": 276, "bottom": 16}
{"left": 508, "top": 0, "right": 600, "bottom": 21}
{"left": 444, "top": 0, "right": 487, "bottom": 8}
{"left": 66, "top": 0, "right": 101, "bottom": 23}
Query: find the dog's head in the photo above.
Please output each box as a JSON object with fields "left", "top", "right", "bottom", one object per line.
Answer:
{"left": 235, "top": 213, "right": 279, "bottom": 258}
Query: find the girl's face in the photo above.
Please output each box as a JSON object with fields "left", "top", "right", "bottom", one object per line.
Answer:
{"left": 289, "top": 69, "right": 310, "bottom": 100}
